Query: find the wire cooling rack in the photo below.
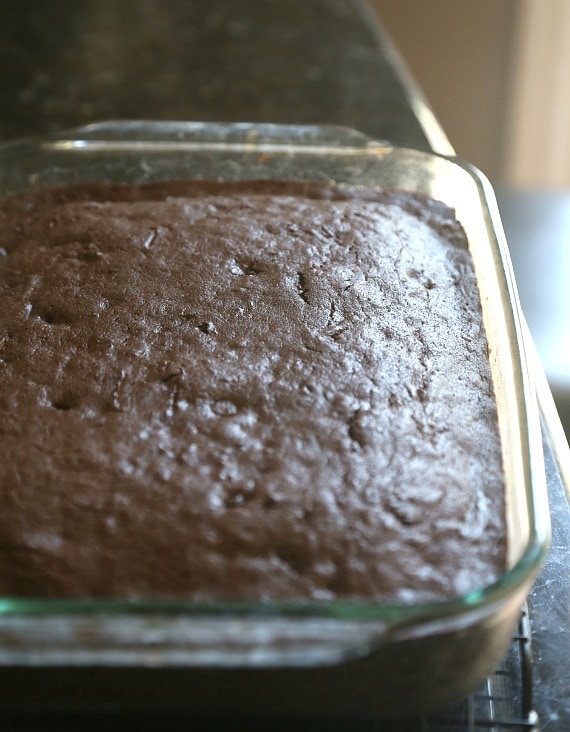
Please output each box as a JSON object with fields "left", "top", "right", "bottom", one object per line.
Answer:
{"left": 0, "top": 606, "right": 538, "bottom": 732}
{"left": 422, "top": 604, "right": 539, "bottom": 732}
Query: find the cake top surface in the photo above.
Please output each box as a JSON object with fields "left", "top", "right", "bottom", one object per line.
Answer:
{"left": 0, "top": 180, "right": 506, "bottom": 603}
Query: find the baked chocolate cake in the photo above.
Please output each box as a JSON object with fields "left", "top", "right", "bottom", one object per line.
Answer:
{"left": 0, "top": 180, "right": 506, "bottom": 602}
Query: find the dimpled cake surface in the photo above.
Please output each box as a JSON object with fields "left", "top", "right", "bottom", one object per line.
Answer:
{"left": 0, "top": 179, "right": 506, "bottom": 601}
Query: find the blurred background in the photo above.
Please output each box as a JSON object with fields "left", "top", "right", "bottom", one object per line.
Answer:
{"left": 372, "top": 0, "right": 570, "bottom": 439}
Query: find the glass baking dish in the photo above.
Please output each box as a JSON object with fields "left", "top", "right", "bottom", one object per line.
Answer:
{"left": 0, "top": 121, "right": 550, "bottom": 718}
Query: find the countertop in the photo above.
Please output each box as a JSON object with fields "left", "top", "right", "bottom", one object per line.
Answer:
{"left": 0, "top": 1, "right": 568, "bottom": 730}
{"left": 0, "top": 0, "right": 431, "bottom": 149}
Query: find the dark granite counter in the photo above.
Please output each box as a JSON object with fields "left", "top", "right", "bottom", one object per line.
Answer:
{"left": 0, "top": 1, "right": 568, "bottom": 730}
{"left": 0, "top": 0, "right": 430, "bottom": 149}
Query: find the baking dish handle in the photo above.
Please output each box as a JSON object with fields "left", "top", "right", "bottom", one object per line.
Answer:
{"left": 0, "top": 613, "right": 396, "bottom": 668}
{"left": 44, "top": 120, "right": 390, "bottom": 151}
